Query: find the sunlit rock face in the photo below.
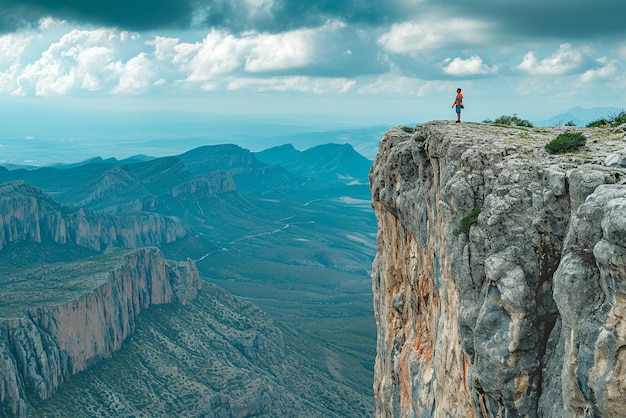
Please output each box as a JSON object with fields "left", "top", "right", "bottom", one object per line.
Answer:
{"left": 0, "top": 182, "right": 197, "bottom": 417}
{"left": 0, "top": 248, "right": 202, "bottom": 417}
{"left": 370, "top": 122, "right": 626, "bottom": 417}
{"left": 0, "top": 180, "right": 189, "bottom": 251}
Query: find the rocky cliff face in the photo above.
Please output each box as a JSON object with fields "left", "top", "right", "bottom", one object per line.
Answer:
{"left": 370, "top": 122, "right": 626, "bottom": 417}
{"left": 0, "top": 248, "right": 201, "bottom": 417}
{"left": 0, "top": 181, "right": 199, "bottom": 417}
{"left": 171, "top": 171, "right": 236, "bottom": 198}
{"left": 0, "top": 181, "right": 188, "bottom": 251}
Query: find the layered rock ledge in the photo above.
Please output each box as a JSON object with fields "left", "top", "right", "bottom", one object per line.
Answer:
{"left": 370, "top": 121, "right": 626, "bottom": 417}
{"left": 0, "top": 248, "right": 201, "bottom": 417}
{"left": 0, "top": 181, "right": 189, "bottom": 251}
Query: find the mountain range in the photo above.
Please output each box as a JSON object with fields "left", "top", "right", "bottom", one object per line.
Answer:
{"left": 0, "top": 142, "right": 376, "bottom": 417}
{"left": 532, "top": 106, "right": 622, "bottom": 126}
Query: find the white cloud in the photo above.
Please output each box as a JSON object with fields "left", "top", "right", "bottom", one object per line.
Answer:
{"left": 15, "top": 28, "right": 129, "bottom": 96}
{"left": 0, "top": 64, "right": 23, "bottom": 95}
{"left": 111, "top": 53, "right": 155, "bottom": 94}
{"left": 179, "top": 21, "right": 343, "bottom": 83}
{"left": 0, "top": 20, "right": 356, "bottom": 97}
{"left": 146, "top": 36, "right": 181, "bottom": 61}
{"left": 518, "top": 43, "right": 582, "bottom": 76}
{"left": 378, "top": 18, "right": 490, "bottom": 53}
{"left": 0, "top": 33, "right": 32, "bottom": 66}
{"left": 182, "top": 30, "right": 250, "bottom": 81}
{"left": 579, "top": 61, "right": 618, "bottom": 82}
{"left": 443, "top": 56, "right": 497, "bottom": 76}
{"left": 245, "top": 30, "right": 312, "bottom": 72}
{"left": 38, "top": 17, "right": 65, "bottom": 30}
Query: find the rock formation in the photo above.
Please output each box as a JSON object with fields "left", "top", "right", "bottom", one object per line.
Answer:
{"left": 171, "top": 171, "right": 236, "bottom": 198}
{"left": 0, "top": 181, "right": 188, "bottom": 251}
{"left": 370, "top": 122, "right": 626, "bottom": 417}
{"left": 0, "top": 182, "right": 199, "bottom": 417}
{"left": 71, "top": 165, "right": 158, "bottom": 213}
{"left": 0, "top": 248, "right": 201, "bottom": 417}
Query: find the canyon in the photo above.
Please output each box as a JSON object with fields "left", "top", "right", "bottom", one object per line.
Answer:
{"left": 0, "top": 142, "right": 375, "bottom": 417}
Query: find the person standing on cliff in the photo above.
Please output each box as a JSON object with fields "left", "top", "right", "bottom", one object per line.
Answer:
{"left": 452, "top": 88, "right": 464, "bottom": 123}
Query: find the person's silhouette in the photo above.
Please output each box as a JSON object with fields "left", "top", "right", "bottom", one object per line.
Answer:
{"left": 452, "top": 88, "right": 464, "bottom": 123}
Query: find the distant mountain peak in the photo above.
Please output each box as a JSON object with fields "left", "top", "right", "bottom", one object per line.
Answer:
{"left": 0, "top": 180, "right": 57, "bottom": 204}
{"left": 534, "top": 106, "right": 621, "bottom": 127}
{"left": 255, "top": 142, "right": 372, "bottom": 184}
{"left": 73, "top": 165, "right": 150, "bottom": 209}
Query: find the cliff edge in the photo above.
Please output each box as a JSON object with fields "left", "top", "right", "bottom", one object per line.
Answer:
{"left": 0, "top": 248, "right": 201, "bottom": 417}
{"left": 370, "top": 121, "right": 626, "bottom": 417}
{"left": 0, "top": 181, "right": 200, "bottom": 417}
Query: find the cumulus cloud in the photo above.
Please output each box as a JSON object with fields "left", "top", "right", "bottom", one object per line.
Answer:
{"left": 177, "top": 26, "right": 320, "bottom": 83}
{"left": 13, "top": 27, "right": 130, "bottom": 95}
{"left": 378, "top": 17, "right": 491, "bottom": 53}
{"left": 0, "top": 18, "right": 369, "bottom": 97}
{"left": 170, "top": 20, "right": 351, "bottom": 83}
{"left": 416, "top": 80, "right": 459, "bottom": 97}
{"left": 245, "top": 30, "right": 315, "bottom": 72}
{"left": 0, "top": 32, "right": 32, "bottom": 65}
{"left": 111, "top": 52, "right": 156, "bottom": 94}
{"left": 443, "top": 56, "right": 497, "bottom": 76}
{"left": 579, "top": 60, "right": 619, "bottom": 82}
{"left": 182, "top": 31, "right": 251, "bottom": 81}
{"left": 0, "top": 0, "right": 624, "bottom": 105}
{"left": 0, "top": 64, "right": 22, "bottom": 94}
{"left": 518, "top": 43, "right": 582, "bottom": 76}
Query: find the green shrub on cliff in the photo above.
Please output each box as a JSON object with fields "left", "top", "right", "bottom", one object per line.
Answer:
{"left": 458, "top": 208, "right": 481, "bottom": 234}
{"left": 545, "top": 132, "right": 586, "bottom": 154}
{"left": 483, "top": 114, "right": 533, "bottom": 127}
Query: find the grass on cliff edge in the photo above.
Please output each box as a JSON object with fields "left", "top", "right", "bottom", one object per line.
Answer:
{"left": 483, "top": 114, "right": 533, "bottom": 127}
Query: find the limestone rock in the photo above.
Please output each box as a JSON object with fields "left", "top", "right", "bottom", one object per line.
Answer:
{"left": 0, "top": 248, "right": 201, "bottom": 417}
{"left": 370, "top": 122, "right": 626, "bottom": 417}
{"left": 171, "top": 171, "right": 236, "bottom": 198}
{"left": 0, "top": 181, "right": 188, "bottom": 251}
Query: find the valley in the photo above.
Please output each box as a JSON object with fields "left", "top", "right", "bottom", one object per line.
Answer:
{"left": 0, "top": 141, "right": 377, "bottom": 416}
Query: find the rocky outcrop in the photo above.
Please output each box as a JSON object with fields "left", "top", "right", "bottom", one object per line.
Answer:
{"left": 69, "top": 165, "right": 160, "bottom": 213}
{"left": 0, "top": 247, "right": 201, "bottom": 417}
{"left": 0, "top": 181, "right": 188, "bottom": 251}
{"left": 0, "top": 181, "right": 198, "bottom": 416}
{"left": 370, "top": 122, "right": 626, "bottom": 417}
{"left": 171, "top": 171, "right": 236, "bottom": 198}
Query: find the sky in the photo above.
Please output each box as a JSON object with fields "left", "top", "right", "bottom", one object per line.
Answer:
{"left": 1, "top": 0, "right": 626, "bottom": 163}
